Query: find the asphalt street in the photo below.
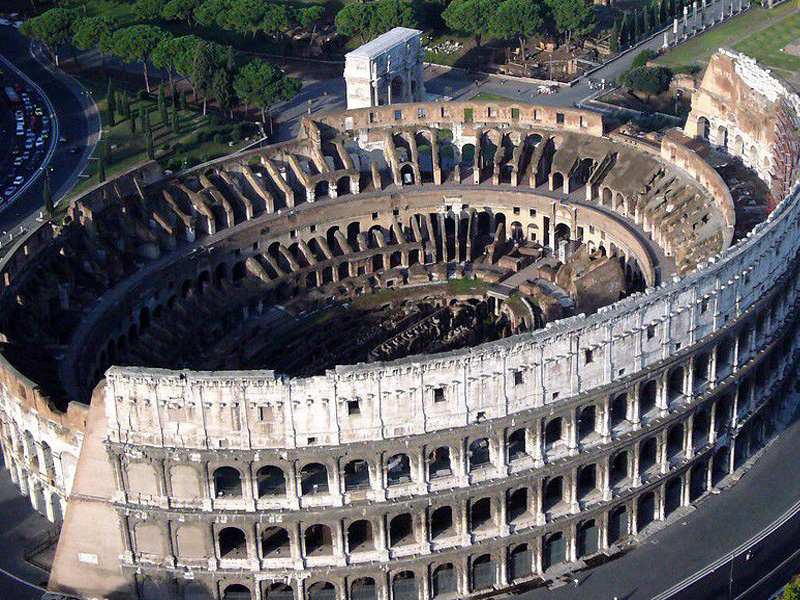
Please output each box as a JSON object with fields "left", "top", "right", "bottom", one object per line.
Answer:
{"left": 0, "top": 26, "right": 99, "bottom": 236}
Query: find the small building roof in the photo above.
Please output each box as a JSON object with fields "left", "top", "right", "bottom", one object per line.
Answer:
{"left": 345, "top": 27, "right": 421, "bottom": 60}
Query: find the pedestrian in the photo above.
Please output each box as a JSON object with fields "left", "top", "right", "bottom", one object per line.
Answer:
{"left": 573, "top": 578, "right": 579, "bottom": 587}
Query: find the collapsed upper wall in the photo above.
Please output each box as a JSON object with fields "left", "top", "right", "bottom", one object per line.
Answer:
{"left": 685, "top": 49, "right": 800, "bottom": 200}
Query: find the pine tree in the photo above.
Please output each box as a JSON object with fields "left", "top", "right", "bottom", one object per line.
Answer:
{"left": 610, "top": 20, "right": 620, "bottom": 53}
{"left": 158, "top": 83, "right": 167, "bottom": 126}
{"left": 106, "top": 78, "right": 116, "bottom": 127}
{"left": 43, "top": 176, "right": 53, "bottom": 217}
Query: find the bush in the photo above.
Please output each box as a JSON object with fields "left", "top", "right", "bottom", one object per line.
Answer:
{"left": 624, "top": 66, "right": 673, "bottom": 97}
{"left": 673, "top": 64, "right": 701, "bottom": 75}
{"left": 232, "top": 123, "right": 243, "bottom": 142}
{"left": 631, "top": 49, "right": 656, "bottom": 69}
{"left": 213, "top": 133, "right": 225, "bottom": 144}
{"left": 199, "top": 153, "right": 211, "bottom": 163}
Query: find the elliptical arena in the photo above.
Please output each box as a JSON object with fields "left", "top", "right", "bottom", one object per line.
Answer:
{"left": 1, "top": 50, "right": 799, "bottom": 600}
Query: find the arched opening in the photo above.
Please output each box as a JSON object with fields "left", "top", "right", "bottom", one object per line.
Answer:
{"left": 693, "top": 407, "right": 711, "bottom": 449}
{"left": 611, "top": 393, "right": 629, "bottom": 430}
{"left": 260, "top": 527, "right": 290, "bottom": 558}
{"left": 387, "top": 453, "right": 412, "bottom": 485}
{"left": 508, "top": 429, "right": 527, "bottom": 461}
{"left": 712, "top": 446, "right": 730, "bottom": 485}
{"left": 667, "top": 423, "right": 684, "bottom": 461}
{"left": 430, "top": 506, "right": 454, "bottom": 539}
{"left": 213, "top": 467, "right": 242, "bottom": 498}
{"left": 428, "top": 447, "right": 451, "bottom": 479}
{"left": 577, "top": 464, "right": 597, "bottom": 501}
{"left": 543, "top": 532, "right": 565, "bottom": 570}
{"left": 471, "top": 554, "right": 497, "bottom": 591}
{"left": 400, "top": 164, "right": 415, "bottom": 185}
{"left": 544, "top": 417, "right": 562, "bottom": 447}
{"left": 543, "top": 477, "right": 564, "bottom": 512}
{"left": 218, "top": 527, "right": 247, "bottom": 559}
{"left": 470, "top": 497, "right": 493, "bottom": 531}
{"left": 351, "top": 577, "right": 376, "bottom": 600}
{"left": 222, "top": 584, "right": 251, "bottom": 600}
{"left": 347, "top": 520, "right": 374, "bottom": 553}
{"left": 553, "top": 223, "right": 570, "bottom": 248}
{"left": 468, "top": 438, "right": 491, "bottom": 471}
{"left": 392, "top": 571, "right": 418, "bottom": 600}
{"left": 551, "top": 172, "right": 565, "bottom": 192}
{"left": 578, "top": 405, "right": 596, "bottom": 442}
{"left": 637, "top": 492, "right": 656, "bottom": 530}
{"left": 610, "top": 451, "right": 629, "bottom": 487}
{"left": 694, "top": 353, "right": 710, "bottom": 392}
{"left": 344, "top": 459, "right": 370, "bottom": 492}
{"left": 308, "top": 582, "right": 336, "bottom": 600}
{"left": 606, "top": 506, "right": 628, "bottom": 546}
{"left": 667, "top": 367, "right": 684, "bottom": 406}
{"left": 337, "top": 176, "right": 350, "bottom": 196}
{"left": 256, "top": 466, "right": 286, "bottom": 497}
{"left": 389, "top": 513, "right": 415, "bottom": 547}
{"left": 577, "top": 519, "right": 599, "bottom": 557}
{"left": 432, "top": 563, "right": 457, "bottom": 598}
{"left": 639, "top": 437, "right": 658, "bottom": 475}
{"left": 697, "top": 116, "right": 710, "bottom": 140}
{"left": 263, "top": 583, "right": 293, "bottom": 600}
{"left": 690, "top": 461, "right": 709, "bottom": 501}
{"left": 508, "top": 543, "right": 532, "bottom": 581}
{"left": 314, "top": 180, "right": 329, "bottom": 199}
{"left": 299, "top": 463, "right": 329, "bottom": 495}
{"left": 715, "top": 395, "right": 733, "bottom": 436}
{"left": 639, "top": 379, "right": 658, "bottom": 417}
{"left": 664, "top": 476, "right": 683, "bottom": 516}
{"left": 507, "top": 488, "right": 529, "bottom": 522}
{"left": 304, "top": 524, "right": 333, "bottom": 556}
{"left": 717, "top": 125, "right": 728, "bottom": 149}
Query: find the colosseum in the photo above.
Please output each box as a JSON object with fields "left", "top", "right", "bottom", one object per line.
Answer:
{"left": 0, "top": 48, "right": 798, "bottom": 600}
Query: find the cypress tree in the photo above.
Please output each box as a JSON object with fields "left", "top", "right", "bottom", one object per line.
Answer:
{"left": 180, "top": 89, "right": 187, "bottom": 110}
{"left": 158, "top": 83, "right": 167, "bottom": 126}
{"left": 129, "top": 108, "right": 137, "bottom": 134}
{"left": 621, "top": 12, "right": 631, "bottom": 47}
{"left": 146, "top": 122, "right": 155, "bottom": 160}
{"left": 610, "top": 21, "right": 620, "bottom": 53}
{"left": 660, "top": 0, "right": 668, "bottom": 25}
{"left": 104, "top": 138, "right": 113, "bottom": 165}
{"left": 121, "top": 90, "right": 130, "bottom": 121}
{"left": 139, "top": 108, "right": 147, "bottom": 133}
{"left": 644, "top": 6, "right": 652, "bottom": 32}
{"left": 98, "top": 154, "right": 106, "bottom": 182}
{"left": 43, "top": 176, "right": 53, "bottom": 217}
{"left": 172, "top": 99, "right": 180, "bottom": 134}
{"left": 106, "top": 78, "right": 116, "bottom": 127}
{"left": 633, "top": 10, "right": 642, "bottom": 40}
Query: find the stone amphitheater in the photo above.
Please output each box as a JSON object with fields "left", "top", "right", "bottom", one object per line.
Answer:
{"left": 0, "top": 49, "right": 798, "bottom": 600}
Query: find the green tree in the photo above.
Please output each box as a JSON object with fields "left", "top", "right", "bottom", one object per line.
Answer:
{"left": 19, "top": 8, "right": 76, "bottom": 66}
{"left": 133, "top": 0, "right": 164, "bottom": 20}
{"left": 161, "top": 0, "right": 203, "bottom": 27}
{"left": 643, "top": 5, "right": 651, "bottom": 31}
{"left": 145, "top": 115, "right": 155, "bottom": 159}
{"left": 624, "top": 65, "right": 672, "bottom": 100}
{"left": 609, "top": 20, "right": 620, "bottom": 53}
{"left": 633, "top": 9, "right": 642, "bottom": 40}
{"left": 104, "top": 137, "right": 113, "bottom": 164}
{"left": 158, "top": 83, "right": 167, "bottom": 124}
{"left": 106, "top": 78, "right": 116, "bottom": 127}
{"left": 70, "top": 15, "right": 116, "bottom": 56}
{"left": 442, "top": 0, "right": 499, "bottom": 48}
{"left": 129, "top": 108, "right": 137, "bottom": 133}
{"left": 546, "top": 0, "right": 595, "bottom": 50}
{"left": 631, "top": 48, "right": 655, "bottom": 69}
{"left": 620, "top": 12, "right": 631, "bottom": 47}
{"left": 195, "top": 0, "right": 236, "bottom": 28}
{"left": 335, "top": 3, "right": 376, "bottom": 43}
{"left": 488, "top": 0, "right": 544, "bottom": 70}
{"left": 108, "top": 25, "right": 168, "bottom": 92}
{"left": 191, "top": 40, "right": 227, "bottom": 114}
{"left": 97, "top": 153, "right": 106, "bottom": 182}
{"left": 660, "top": 0, "right": 669, "bottom": 23}
{"left": 172, "top": 98, "right": 180, "bottom": 133}
{"left": 121, "top": 90, "right": 130, "bottom": 120}
{"left": 43, "top": 176, "right": 54, "bottom": 217}
{"left": 780, "top": 576, "right": 800, "bottom": 600}
{"left": 373, "top": 0, "right": 418, "bottom": 36}
{"left": 152, "top": 34, "right": 201, "bottom": 93}
{"left": 211, "top": 69, "right": 234, "bottom": 117}
{"left": 233, "top": 58, "right": 300, "bottom": 126}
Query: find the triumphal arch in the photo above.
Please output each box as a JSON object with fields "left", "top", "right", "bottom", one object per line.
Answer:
{"left": 344, "top": 27, "right": 425, "bottom": 109}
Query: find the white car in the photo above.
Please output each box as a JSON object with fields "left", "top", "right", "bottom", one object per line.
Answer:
{"left": 12, "top": 176, "right": 24, "bottom": 186}
{"left": 4, "top": 186, "right": 16, "bottom": 197}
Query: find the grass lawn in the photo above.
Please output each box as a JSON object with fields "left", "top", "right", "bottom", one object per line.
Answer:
{"left": 656, "top": 3, "right": 798, "bottom": 71}
{"left": 67, "top": 76, "right": 256, "bottom": 198}
{"left": 733, "top": 7, "right": 800, "bottom": 82}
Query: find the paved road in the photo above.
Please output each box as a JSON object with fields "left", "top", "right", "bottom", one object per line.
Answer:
{"left": 0, "top": 27, "right": 99, "bottom": 235}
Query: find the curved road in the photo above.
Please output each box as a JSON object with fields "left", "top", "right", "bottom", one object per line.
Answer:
{"left": 0, "top": 26, "right": 99, "bottom": 235}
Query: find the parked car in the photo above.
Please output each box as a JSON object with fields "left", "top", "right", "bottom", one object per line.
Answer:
{"left": 4, "top": 186, "right": 17, "bottom": 197}
{"left": 12, "top": 176, "right": 23, "bottom": 186}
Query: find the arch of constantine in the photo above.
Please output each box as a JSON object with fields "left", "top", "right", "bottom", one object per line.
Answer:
{"left": 0, "top": 49, "right": 796, "bottom": 600}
